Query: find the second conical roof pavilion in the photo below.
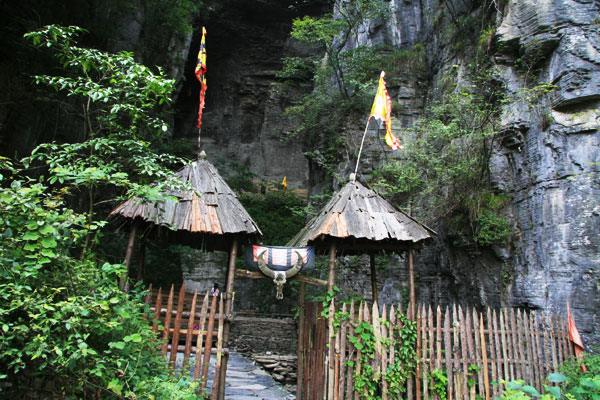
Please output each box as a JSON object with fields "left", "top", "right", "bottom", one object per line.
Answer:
{"left": 288, "top": 178, "right": 434, "bottom": 254}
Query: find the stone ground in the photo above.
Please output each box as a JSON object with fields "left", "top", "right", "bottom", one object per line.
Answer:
{"left": 174, "top": 351, "right": 296, "bottom": 399}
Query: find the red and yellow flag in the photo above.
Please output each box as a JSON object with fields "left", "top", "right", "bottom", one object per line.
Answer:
{"left": 282, "top": 176, "right": 287, "bottom": 191}
{"left": 567, "top": 303, "right": 587, "bottom": 372}
{"left": 194, "top": 27, "right": 207, "bottom": 128}
{"left": 369, "top": 71, "right": 402, "bottom": 150}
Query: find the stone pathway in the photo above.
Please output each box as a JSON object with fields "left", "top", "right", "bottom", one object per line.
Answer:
{"left": 214, "top": 352, "right": 295, "bottom": 399}
{"left": 176, "top": 351, "right": 295, "bottom": 399}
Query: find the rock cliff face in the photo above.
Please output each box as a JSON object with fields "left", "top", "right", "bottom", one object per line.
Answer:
{"left": 1, "top": 0, "right": 597, "bottom": 347}
{"left": 189, "top": 0, "right": 599, "bottom": 347}
{"left": 492, "top": 0, "right": 600, "bottom": 347}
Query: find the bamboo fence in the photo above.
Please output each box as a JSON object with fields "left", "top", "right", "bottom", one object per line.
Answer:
{"left": 298, "top": 301, "right": 575, "bottom": 400}
{"left": 145, "top": 283, "right": 226, "bottom": 399}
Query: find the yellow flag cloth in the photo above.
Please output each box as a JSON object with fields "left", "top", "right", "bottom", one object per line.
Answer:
{"left": 369, "top": 71, "right": 403, "bottom": 150}
{"left": 282, "top": 176, "right": 287, "bottom": 190}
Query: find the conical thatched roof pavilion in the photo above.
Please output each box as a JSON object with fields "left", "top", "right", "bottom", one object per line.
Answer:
{"left": 111, "top": 152, "right": 262, "bottom": 252}
{"left": 288, "top": 178, "right": 434, "bottom": 254}
{"left": 288, "top": 176, "right": 435, "bottom": 314}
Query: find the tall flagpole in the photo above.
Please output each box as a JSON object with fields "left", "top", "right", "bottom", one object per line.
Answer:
{"left": 197, "top": 127, "right": 202, "bottom": 158}
{"left": 195, "top": 27, "right": 207, "bottom": 158}
{"left": 353, "top": 119, "right": 372, "bottom": 182}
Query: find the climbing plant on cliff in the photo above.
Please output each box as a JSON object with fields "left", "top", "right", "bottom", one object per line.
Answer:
{"left": 371, "top": 67, "right": 512, "bottom": 247}
{"left": 279, "top": 0, "right": 395, "bottom": 179}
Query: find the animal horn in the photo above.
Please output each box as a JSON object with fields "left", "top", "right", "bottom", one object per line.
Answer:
{"left": 284, "top": 251, "right": 304, "bottom": 278}
{"left": 257, "top": 250, "right": 275, "bottom": 278}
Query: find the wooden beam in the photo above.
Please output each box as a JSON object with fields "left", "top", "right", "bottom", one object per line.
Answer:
{"left": 408, "top": 246, "right": 415, "bottom": 320}
{"left": 370, "top": 253, "right": 378, "bottom": 305}
{"left": 235, "top": 269, "right": 328, "bottom": 286}
{"left": 136, "top": 239, "right": 146, "bottom": 282}
{"left": 120, "top": 223, "right": 137, "bottom": 292}
{"left": 218, "top": 238, "right": 238, "bottom": 400}
{"left": 328, "top": 242, "right": 337, "bottom": 292}
{"left": 296, "top": 282, "right": 306, "bottom": 400}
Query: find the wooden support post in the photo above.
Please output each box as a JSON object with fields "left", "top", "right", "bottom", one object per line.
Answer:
{"left": 297, "top": 281, "right": 306, "bottom": 400}
{"left": 408, "top": 246, "right": 415, "bottom": 320}
{"left": 327, "top": 242, "right": 337, "bottom": 292}
{"left": 120, "top": 223, "right": 137, "bottom": 292}
{"left": 136, "top": 238, "right": 146, "bottom": 282}
{"left": 370, "top": 253, "right": 378, "bottom": 305}
{"left": 217, "top": 238, "right": 238, "bottom": 400}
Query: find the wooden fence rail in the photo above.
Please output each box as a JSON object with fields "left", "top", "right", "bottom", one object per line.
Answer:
{"left": 145, "top": 283, "right": 226, "bottom": 399}
{"left": 298, "top": 301, "right": 575, "bottom": 400}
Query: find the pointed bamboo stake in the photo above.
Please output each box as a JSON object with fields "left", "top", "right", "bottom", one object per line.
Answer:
{"left": 182, "top": 289, "right": 199, "bottom": 370}
{"left": 339, "top": 302, "right": 348, "bottom": 400}
{"left": 423, "top": 305, "right": 430, "bottom": 400}
{"left": 354, "top": 303, "right": 365, "bottom": 400}
{"left": 211, "top": 296, "right": 225, "bottom": 400}
{"left": 515, "top": 310, "right": 526, "bottom": 381}
{"left": 459, "top": 306, "right": 469, "bottom": 400}
{"left": 328, "top": 299, "right": 335, "bottom": 400}
{"left": 508, "top": 309, "right": 518, "bottom": 380}
{"left": 193, "top": 292, "right": 209, "bottom": 383}
{"left": 200, "top": 294, "right": 218, "bottom": 390}
{"left": 480, "top": 313, "right": 490, "bottom": 400}
{"left": 169, "top": 283, "right": 186, "bottom": 366}
{"left": 381, "top": 304, "right": 389, "bottom": 400}
{"left": 556, "top": 316, "right": 565, "bottom": 365}
{"left": 436, "top": 306, "right": 442, "bottom": 371}
{"left": 529, "top": 312, "right": 541, "bottom": 390}
{"left": 489, "top": 308, "right": 499, "bottom": 397}
{"left": 472, "top": 309, "right": 483, "bottom": 397}
{"left": 499, "top": 309, "right": 510, "bottom": 382}
{"left": 444, "top": 306, "right": 453, "bottom": 400}
{"left": 416, "top": 306, "right": 422, "bottom": 400}
{"left": 152, "top": 287, "right": 163, "bottom": 334}
{"left": 345, "top": 301, "right": 356, "bottom": 400}
{"left": 372, "top": 302, "right": 382, "bottom": 377}
{"left": 452, "top": 305, "right": 461, "bottom": 400}
{"left": 161, "top": 284, "right": 175, "bottom": 357}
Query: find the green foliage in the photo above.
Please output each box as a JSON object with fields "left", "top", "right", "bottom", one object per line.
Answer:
{"left": 24, "top": 25, "right": 184, "bottom": 203}
{"left": 238, "top": 190, "right": 306, "bottom": 245}
{"left": 499, "top": 363, "right": 600, "bottom": 400}
{"left": 560, "top": 351, "right": 600, "bottom": 399}
{"left": 431, "top": 369, "right": 449, "bottom": 400}
{"left": 0, "top": 163, "right": 199, "bottom": 398}
{"left": 346, "top": 312, "right": 417, "bottom": 399}
{"left": 280, "top": 0, "right": 407, "bottom": 180}
{"left": 371, "top": 68, "right": 513, "bottom": 248}
{"left": 0, "top": 26, "right": 200, "bottom": 398}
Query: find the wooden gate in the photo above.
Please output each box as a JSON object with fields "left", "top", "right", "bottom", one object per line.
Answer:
{"left": 145, "top": 283, "right": 227, "bottom": 399}
{"left": 297, "top": 301, "right": 576, "bottom": 400}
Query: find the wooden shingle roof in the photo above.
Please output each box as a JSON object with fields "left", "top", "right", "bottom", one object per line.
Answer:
{"left": 287, "top": 179, "right": 435, "bottom": 254}
{"left": 110, "top": 155, "right": 262, "bottom": 251}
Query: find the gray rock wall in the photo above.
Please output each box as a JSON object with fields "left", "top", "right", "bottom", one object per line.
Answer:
{"left": 178, "top": 0, "right": 599, "bottom": 348}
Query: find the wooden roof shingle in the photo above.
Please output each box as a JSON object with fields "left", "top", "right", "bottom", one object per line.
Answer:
{"left": 110, "top": 154, "right": 262, "bottom": 251}
{"left": 287, "top": 179, "right": 435, "bottom": 254}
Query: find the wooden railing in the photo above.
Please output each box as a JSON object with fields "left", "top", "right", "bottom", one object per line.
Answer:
{"left": 145, "top": 283, "right": 226, "bottom": 399}
{"left": 298, "top": 301, "right": 575, "bottom": 400}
